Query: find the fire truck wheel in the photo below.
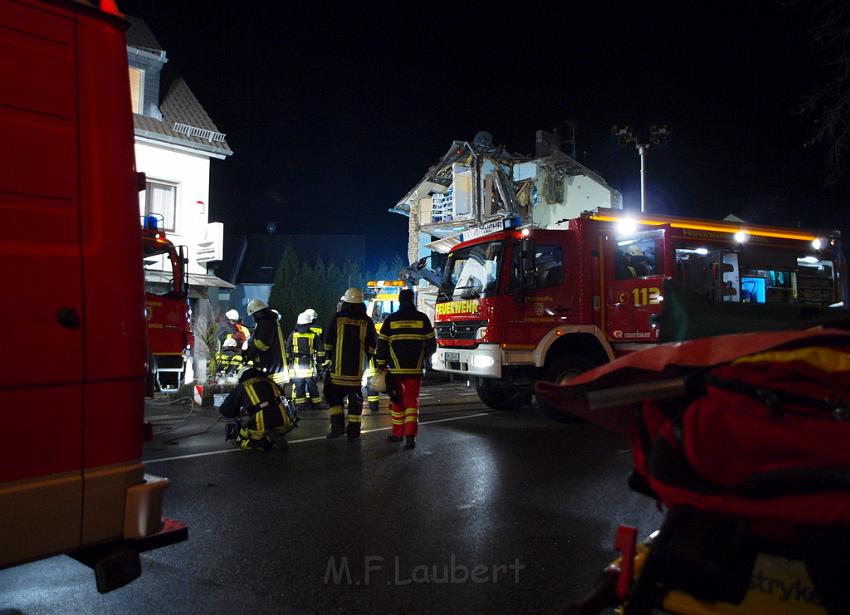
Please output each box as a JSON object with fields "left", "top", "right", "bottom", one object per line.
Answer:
{"left": 538, "top": 354, "right": 597, "bottom": 422}
{"left": 475, "top": 378, "right": 532, "bottom": 411}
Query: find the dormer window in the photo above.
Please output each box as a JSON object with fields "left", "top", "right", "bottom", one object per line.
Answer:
{"left": 129, "top": 66, "right": 145, "bottom": 114}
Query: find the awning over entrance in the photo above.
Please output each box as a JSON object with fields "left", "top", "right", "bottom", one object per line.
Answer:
{"left": 188, "top": 273, "right": 235, "bottom": 289}
{"left": 425, "top": 234, "right": 463, "bottom": 254}
{"left": 144, "top": 270, "right": 235, "bottom": 289}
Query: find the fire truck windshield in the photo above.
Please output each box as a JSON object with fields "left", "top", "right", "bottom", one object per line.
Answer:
{"left": 441, "top": 240, "right": 503, "bottom": 301}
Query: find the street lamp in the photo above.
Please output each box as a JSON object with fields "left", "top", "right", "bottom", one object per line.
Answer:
{"left": 612, "top": 124, "right": 671, "bottom": 213}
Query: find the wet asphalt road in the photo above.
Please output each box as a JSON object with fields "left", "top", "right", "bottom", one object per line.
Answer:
{"left": 0, "top": 381, "right": 663, "bottom": 614}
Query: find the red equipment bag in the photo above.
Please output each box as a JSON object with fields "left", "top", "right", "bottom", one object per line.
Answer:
{"left": 633, "top": 343, "right": 850, "bottom": 528}
{"left": 535, "top": 327, "right": 850, "bottom": 613}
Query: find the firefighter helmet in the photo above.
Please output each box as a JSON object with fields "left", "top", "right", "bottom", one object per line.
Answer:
{"left": 225, "top": 309, "right": 239, "bottom": 321}
{"left": 626, "top": 244, "right": 645, "bottom": 257}
{"left": 222, "top": 337, "right": 238, "bottom": 349}
{"left": 304, "top": 308, "right": 317, "bottom": 322}
{"left": 341, "top": 287, "right": 364, "bottom": 303}
{"left": 297, "top": 311, "right": 311, "bottom": 325}
{"left": 247, "top": 299, "right": 269, "bottom": 316}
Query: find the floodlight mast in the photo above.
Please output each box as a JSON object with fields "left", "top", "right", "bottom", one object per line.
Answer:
{"left": 611, "top": 124, "right": 671, "bottom": 213}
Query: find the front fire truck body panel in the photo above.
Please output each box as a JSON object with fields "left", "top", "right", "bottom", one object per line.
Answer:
{"left": 0, "top": 0, "right": 185, "bottom": 583}
{"left": 432, "top": 214, "right": 844, "bottom": 396}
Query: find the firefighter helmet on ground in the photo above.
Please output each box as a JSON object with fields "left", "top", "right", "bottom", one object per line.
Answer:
{"left": 247, "top": 299, "right": 269, "bottom": 315}
{"left": 341, "top": 287, "right": 364, "bottom": 303}
{"left": 226, "top": 309, "right": 240, "bottom": 321}
{"left": 297, "top": 311, "right": 311, "bottom": 325}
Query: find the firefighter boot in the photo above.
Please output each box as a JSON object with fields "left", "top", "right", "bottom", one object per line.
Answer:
{"left": 326, "top": 412, "right": 345, "bottom": 439}
{"left": 346, "top": 417, "right": 362, "bottom": 441}
{"left": 403, "top": 436, "right": 416, "bottom": 450}
{"left": 386, "top": 435, "right": 403, "bottom": 443}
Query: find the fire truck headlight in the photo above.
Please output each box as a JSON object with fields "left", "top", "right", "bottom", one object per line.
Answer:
{"left": 475, "top": 326, "right": 488, "bottom": 340}
{"left": 471, "top": 354, "right": 495, "bottom": 369}
{"left": 812, "top": 238, "right": 824, "bottom": 250}
{"left": 431, "top": 354, "right": 441, "bottom": 367}
{"left": 734, "top": 230, "right": 749, "bottom": 244}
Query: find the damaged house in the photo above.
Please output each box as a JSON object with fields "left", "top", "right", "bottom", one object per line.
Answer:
{"left": 391, "top": 130, "right": 622, "bottom": 272}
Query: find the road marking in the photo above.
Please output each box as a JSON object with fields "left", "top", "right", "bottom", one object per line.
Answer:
{"left": 143, "top": 411, "right": 493, "bottom": 465}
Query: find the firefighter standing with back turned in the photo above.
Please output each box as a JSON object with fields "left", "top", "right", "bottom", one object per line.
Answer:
{"left": 323, "top": 288, "right": 377, "bottom": 440}
{"left": 376, "top": 289, "right": 436, "bottom": 450}
{"left": 287, "top": 311, "right": 324, "bottom": 412}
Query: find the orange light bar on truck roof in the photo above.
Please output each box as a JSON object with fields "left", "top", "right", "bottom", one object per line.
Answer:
{"left": 589, "top": 214, "right": 819, "bottom": 242}
{"left": 366, "top": 280, "right": 406, "bottom": 287}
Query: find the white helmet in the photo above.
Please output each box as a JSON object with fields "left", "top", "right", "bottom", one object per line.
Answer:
{"left": 225, "top": 309, "right": 239, "bottom": 321}
{"left": 297, "top": 311, "right": 311, "bottom": 325}
{"left": 370, "top": 369, "right": 388, "bottom": 393}
{"left": 247, "top": 299, "right": 269, "bottom": 316}
{"left": 341, "top": 287, "right": 364, "bottom": 303}
{"left": 222, "top": 337, "right": 238, "bottom": 349}
{"left": 304, "top": 308, "right": 317, "bottom": 321}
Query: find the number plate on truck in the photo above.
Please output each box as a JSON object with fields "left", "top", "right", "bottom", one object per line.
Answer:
{"left": 445, "top": 352, "right": 460, "bottom": 362}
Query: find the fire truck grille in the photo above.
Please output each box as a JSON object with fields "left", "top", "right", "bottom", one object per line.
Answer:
{"left": 435, "top": 320, "right": 487, "bottom": 341}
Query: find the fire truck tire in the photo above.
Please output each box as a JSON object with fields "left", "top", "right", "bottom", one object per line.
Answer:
{"left": 538, "top": 354, "right": 597, "bottom": 421}
{"left": 475, "top": 378, "right": 532, "bottom": 411}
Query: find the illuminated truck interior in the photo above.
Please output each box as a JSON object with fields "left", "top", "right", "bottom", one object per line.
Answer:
{"left": 441, "top": 240, "right": 503, "bottom": 300}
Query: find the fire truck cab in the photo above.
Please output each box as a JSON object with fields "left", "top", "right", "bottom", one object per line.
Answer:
{"left": 431, "top": 209, "right": 846, "bottom": 411}
{"left": 364, "top": 280, "right": 406, "bottom": 331}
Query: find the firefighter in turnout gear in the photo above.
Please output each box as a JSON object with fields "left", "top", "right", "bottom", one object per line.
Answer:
{"left": 218, "top": 366, "right": 294, "bottom": 450}
{"left": 245, "top": 299, "right": 290, "bottom": 387}
{"left": 287, "top": 311, "right": 324, "bottom": 412}
{"left": 303, "top": 308, "right": 325, "bottom": 371}
{"left": 375, "top": 289, "right": 436, "bottom": 450}
{"left": 323, "top": 288, "right": 377, "bottom": 440}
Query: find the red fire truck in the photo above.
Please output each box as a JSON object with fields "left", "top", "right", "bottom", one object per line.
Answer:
{"left": 143, "top": 216, "right": 191, "bottom": 393}
{"left": 431, "top": 209, "right": 847, "bottom": 412}
{"left": 0, "top": 0, "right": 185, "bottom": 591}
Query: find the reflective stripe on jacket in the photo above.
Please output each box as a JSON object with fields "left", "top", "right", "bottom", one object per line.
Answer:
{"left": 287, "top": 324, "right": 323, "bottom": 378}
{"left": 375, "top": 306, "right": 436, "bottom": 375}
{"left": 324, "top": 308, "right": 377, "bottom": 386}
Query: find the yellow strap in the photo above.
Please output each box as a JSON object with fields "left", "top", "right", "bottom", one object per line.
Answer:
{"left": 329, "top": 406, "right": 344, "bottom": 416}
{"left": 254, "top": 339, "right": 270, "bottom": 351}
{"left": 244, "top": 381, "right": 261, "bottom": 406}
{"left": 348, "top": 415, "right": 361, "bottom": 423}
{"left": 733, "top": 347, "right": 850, "bottom": 373}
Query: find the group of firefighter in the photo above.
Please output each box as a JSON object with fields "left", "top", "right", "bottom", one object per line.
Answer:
{"left": 217, "top": 286, "right": 436, "bottom": 452}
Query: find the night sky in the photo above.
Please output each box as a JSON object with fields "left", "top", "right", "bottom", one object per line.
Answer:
{"left": 121, "top": 1, "right": 849, "bottom": 268}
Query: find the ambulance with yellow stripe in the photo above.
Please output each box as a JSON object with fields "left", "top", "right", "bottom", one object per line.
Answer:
{"left": 431, "top": 208, "right": 846, "bottom": 413}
